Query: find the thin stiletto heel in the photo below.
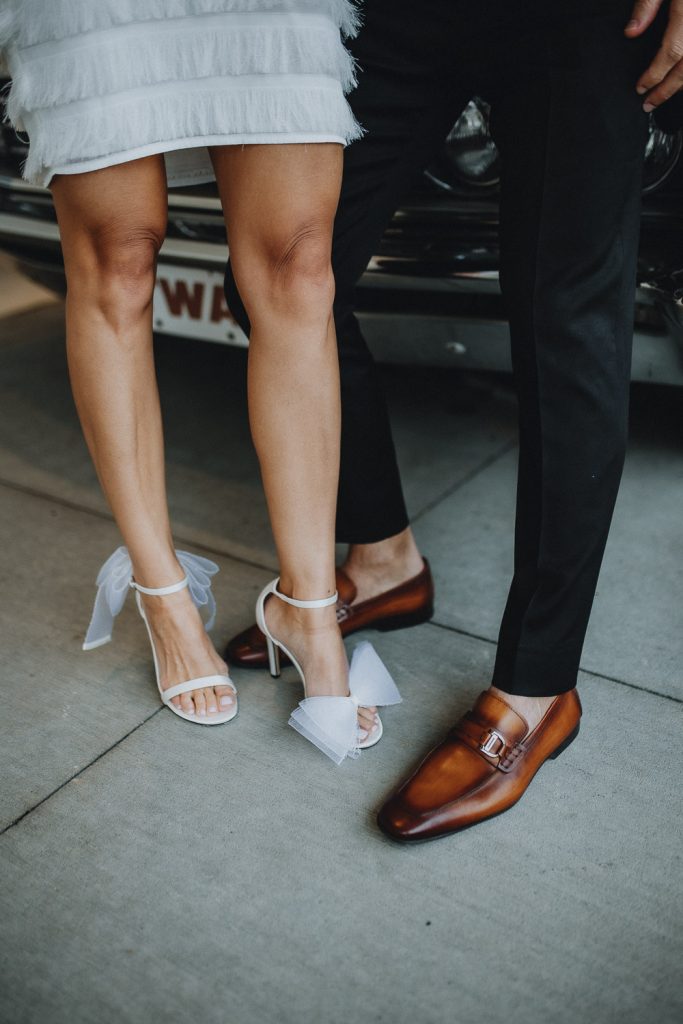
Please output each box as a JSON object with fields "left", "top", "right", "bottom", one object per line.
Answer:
{"left": 266, "top": 636, "right": 281, "bottom": 678}
{"left": 255, "top": 578, "right": 402, "bottom": 765}
{"left": 83, "top": 546, "right": 238, "bottom": 726}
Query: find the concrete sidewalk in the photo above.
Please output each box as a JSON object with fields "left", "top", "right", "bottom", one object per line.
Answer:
{"left": 1, "top": 277, "right": 682, "bottom": 1024}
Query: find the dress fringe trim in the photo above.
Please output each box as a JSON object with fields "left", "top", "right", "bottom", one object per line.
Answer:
{"left": 6, "top": 0, "right": 362, "bottom": 49}
{"left": 22, "top": 81, "right": 363, "bottom": 184}
{"left": 8, "top": 21, "right": 358, "bottom": 117}
{"left": 0, "top": 4, "right": 17, "bottom": 47}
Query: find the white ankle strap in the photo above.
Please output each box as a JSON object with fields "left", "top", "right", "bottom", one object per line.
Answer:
{"left": 130, "top": 576, "right": 189, "bottom": 597}
{"left": 272, "top": 579, "right": 338, "bottom": 609}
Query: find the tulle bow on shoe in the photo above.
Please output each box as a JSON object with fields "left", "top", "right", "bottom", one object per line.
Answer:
{"left": 288, "top": 641, "right": 402, "bottom": 765}
{"left": 83, "top": 546, "right": 219, "bottom": 650}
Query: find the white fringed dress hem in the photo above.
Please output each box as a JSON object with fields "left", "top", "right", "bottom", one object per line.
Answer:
{"left": 0, "top": 1, "right": 363, "bottom": 187}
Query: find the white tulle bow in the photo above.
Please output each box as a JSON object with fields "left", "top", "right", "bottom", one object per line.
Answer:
{"left": 82, "top": 546, "right": 219, "bottom": 651}
{"left": 288, "top": 641, "right": 402, "bottom": 766}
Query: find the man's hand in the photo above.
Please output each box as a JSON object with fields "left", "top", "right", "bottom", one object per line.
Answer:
{"left": 626, "top": 0, "right": 683, "bottom": 111}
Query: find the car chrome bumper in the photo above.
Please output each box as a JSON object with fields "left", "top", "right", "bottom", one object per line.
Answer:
{"left": 1, "top": 208, "right": 682, "bottom": 386}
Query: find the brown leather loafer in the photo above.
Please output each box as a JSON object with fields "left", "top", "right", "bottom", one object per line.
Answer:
{"left": 225, "top": 559, "right": 434, "bottom": 669}
{"left": 377, "top": 688, "right": 582, "bottom": 843}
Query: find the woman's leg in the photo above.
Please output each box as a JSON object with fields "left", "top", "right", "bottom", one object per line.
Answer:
{"left": 210, "top": 143, "right": 375, "bottom": 733}
{"left": 52, "top": 158, "right": 234, "bottom": 718}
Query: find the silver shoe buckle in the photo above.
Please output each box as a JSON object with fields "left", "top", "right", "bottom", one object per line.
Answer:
{"left": 336, "top": 602, "right": 351, "bottom": 623}
{"left": 480, "top": 729, "right": 506, "bottom": 758}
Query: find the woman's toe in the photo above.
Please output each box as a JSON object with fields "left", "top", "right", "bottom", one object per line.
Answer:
{"left": 357, "top": 707, "right": 375, "bottom": 729}
{"left": 359, "top": 712, "right": 380, "bottom": 739}
{"left": 193, "top": 689, "right": 207, "bottom": 717}
{"left": 180, "top": 692, "right": 195, "bottom": 715}
{"left": 215, "top": 685, "right": 235, "bottom": 711}
{"left": 200, "top": 687, "right": 216, "bottom": 714}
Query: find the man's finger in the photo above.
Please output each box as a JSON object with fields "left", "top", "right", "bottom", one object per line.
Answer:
{"left": 636, "top": 26, "right": 683, "bottom": 93}
{"left": 638, "top": 36, "right": 683, "bottom": 93}
{"left": 642, "top": 59, "right": 683, "bottom": 109}
{"left": 625, "top": 0, "right": 664, "bottom": 37}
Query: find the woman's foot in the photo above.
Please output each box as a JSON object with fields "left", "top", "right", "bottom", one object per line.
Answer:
{"left": 140, "top": 587, "right": 235, "bottom": 718}
{"left": 264, "top": 596, "right": 379, "bottom": 741}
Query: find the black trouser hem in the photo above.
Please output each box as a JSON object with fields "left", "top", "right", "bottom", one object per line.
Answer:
{"left": 492, "top": 646, "right": 581, "bottom": 697}
{"left": 335, "top": 514, "right": 411, "bottom": 547}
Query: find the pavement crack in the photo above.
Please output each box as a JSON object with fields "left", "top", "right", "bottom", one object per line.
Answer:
{"left": 428, "top": 618, "right": 683, "bottom": 706}
{"left": 577, "top": 668, "right": 683, "bottom": 706}
{"left": 0, "top": 707, "right": 163, "bottom": 837}
{"left": 0, "top": 475, "right": 278, "bottom": 575}
{"left": 430, "top": 616, "right": 498, "bottom": 648}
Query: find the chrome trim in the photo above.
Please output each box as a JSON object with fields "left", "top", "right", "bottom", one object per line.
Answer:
{"left": 0, "top": 173, "right": 224, "bottom": 210}
{"left": 0, "top": 210, "right": 229, "bottom": 265}
{"left": 0, "top": 211, "right": 503, "bottom": 283}
{"left": 168, "top": 193, "right": 222, "bottom": 211}
{"left": 0, "top": 212, "right": 60, "bottom": 240}
{"left": 0, "top": 175, "right": 46, "bottom": 195}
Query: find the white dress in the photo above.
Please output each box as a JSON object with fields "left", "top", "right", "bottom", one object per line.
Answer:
{"left": 0, "top": 0, "right": 362, "bottom": 187}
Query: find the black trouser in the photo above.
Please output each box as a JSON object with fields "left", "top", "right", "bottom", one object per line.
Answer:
{"left": 225, "top": 0, "right": 661, "bottom": 696}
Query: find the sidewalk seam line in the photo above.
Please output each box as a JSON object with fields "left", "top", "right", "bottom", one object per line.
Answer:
{"left": 0, "top": 475, "right": 278, "bottom": 574}
{"left": 411, "top": 438, "right": 517, "bottom": 523}
{"left": 0, "top": 707, "right": 163, "bottom": 838}
{"left": 2, "top": 621, "right": 679, "bottom": 838}
{"left": 428, "top": 618, "right": 683, "bottom": 706}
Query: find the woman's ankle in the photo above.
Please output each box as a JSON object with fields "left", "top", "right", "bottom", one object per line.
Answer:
{"left": 277, "top": 570, "right": 337, "bottom": 605}
{"left": 268, "top": 597, "right": 339, "bottom": 638}
{"left": 129, "top": 546, "right": 182, "bottom": 590}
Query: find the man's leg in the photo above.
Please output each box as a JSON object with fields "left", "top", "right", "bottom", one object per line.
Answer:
{"left": 488, "top": 5, "right": 655, "bottom": 713}
{"left": 330, "top": 2, "right": 472, "bottom": 598}
{"left": 377, "top": 3, "right": 658, "bottom": 841}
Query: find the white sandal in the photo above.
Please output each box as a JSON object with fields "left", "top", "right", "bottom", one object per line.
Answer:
{"left": 256, "top": 578, "right": 401, "bottom": 765}
{"left": 83, "top": 546, "right": 237, "bottom": 725}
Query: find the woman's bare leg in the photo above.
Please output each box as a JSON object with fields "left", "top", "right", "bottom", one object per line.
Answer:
{"left": 210, "top": 143, "right": 376, "bottom": 735}
{"left": 52, "top": 158, "right": 234, "bottom": 718}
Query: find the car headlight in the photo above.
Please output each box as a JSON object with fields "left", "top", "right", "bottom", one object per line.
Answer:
{"left": 642, "top": 117, "right": 682, "bottom": 194}
{"left": 426, "top": 98, "right": 500, "bottom": 192}
{"left": 427, "top": 102, "right": 682, "bottom": 196}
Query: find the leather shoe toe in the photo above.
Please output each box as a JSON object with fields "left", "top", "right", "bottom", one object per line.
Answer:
{"left": 378, "top": 688, "right": 582, "bottom": 843}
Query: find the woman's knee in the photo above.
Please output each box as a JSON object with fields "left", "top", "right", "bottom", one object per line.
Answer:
{"left": 90, "top": 220, "right": 165, "bottom": 318}
{"left": 68, "top": 216, "right": 167, "bottom": 326}
{"left": 239, "top": 222, "right": 335, "bottom": 327}
{"left": 52, "top": 159, "right": 168, "bottom": 326}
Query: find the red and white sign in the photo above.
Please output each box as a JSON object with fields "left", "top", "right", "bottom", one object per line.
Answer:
{"left": 153, "top": 266, "right": 248, "bottom": 347}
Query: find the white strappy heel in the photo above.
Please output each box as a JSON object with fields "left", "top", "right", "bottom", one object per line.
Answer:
{"left": 255, "top": 578, "right": 401, "bottom": 765}
{"left": 83, "top": 546, "right": 237, "bottom": 726}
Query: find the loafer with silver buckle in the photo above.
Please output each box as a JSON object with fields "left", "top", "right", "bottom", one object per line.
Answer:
{"left": 377, "top": 688, "right": 582, "bottom": 843}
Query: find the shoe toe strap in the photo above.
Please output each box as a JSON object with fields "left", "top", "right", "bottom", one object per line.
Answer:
{"left": 162, "top": 674, "right": 236, "bottom": 704}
